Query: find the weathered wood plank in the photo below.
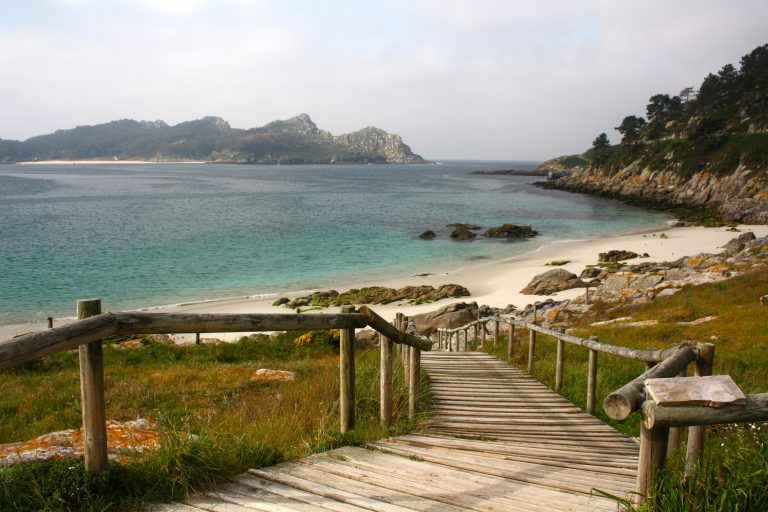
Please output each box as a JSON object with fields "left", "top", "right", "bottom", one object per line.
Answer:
{"left": 645, "top": 375, "right": 745, "bottom": 407}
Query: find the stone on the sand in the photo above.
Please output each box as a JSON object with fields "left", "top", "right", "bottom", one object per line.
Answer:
{"left": 411, "top": 302, "right": 480, "bottom": 335}
{"left": 598, "top": 250, "right": 639, "bottom": 263}
{"left": 251, "top": 369, "right": 296, "bottom": 382}
{"left": 723, "top": 231, "right": 756, "bottom": 255}
{"left": 520, "top": 268, "right": 585, "bottom": 295}
{"left": 482, "top": 224, "right": 539, "bottom": 239}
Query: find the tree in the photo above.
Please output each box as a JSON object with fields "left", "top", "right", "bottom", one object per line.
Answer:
{"left": 592, "top": 132, "right": 610, "bottom": 149}
{"left": 679, "top": 86, "right": 696, "bottom": 103}
{"left": 615, "top": 115, "right": 646, "bottom": 144}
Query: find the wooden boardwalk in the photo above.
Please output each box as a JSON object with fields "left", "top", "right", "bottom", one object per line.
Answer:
{"left": 158, "top": 352, "right": 638, "bottom": 511}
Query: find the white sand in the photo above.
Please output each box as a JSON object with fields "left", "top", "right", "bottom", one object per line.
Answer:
{"left": 3, "top": 224, "right": 767, "bottom": 342}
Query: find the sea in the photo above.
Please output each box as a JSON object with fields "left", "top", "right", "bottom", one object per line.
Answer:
{"left": 0, "top": 161, "right": 671, "bottom": 326}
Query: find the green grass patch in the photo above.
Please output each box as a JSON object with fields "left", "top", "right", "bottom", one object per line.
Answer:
{"left": 0, "top": 331, "right": 425, "bottom": 511}
{"left": 545, "top": 260, "right": 570, "bottom": 266}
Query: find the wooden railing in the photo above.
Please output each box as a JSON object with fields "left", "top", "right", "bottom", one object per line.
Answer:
{"left": 435, "top": 313, "right": 768, "bottom": 504}
{"left": 0, "top": 299, "right": 432, "bottom": 474}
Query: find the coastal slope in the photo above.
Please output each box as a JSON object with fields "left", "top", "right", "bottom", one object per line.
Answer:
{"left": 540, "top": 44, "right": 768, "bottom": 224}
{"left": 0, "top": 114, "right": 426, "bottom": 165}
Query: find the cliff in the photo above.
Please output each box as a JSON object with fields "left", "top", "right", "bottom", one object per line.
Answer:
{"left": 0, "top": 114, "right": 427, "bottom": 165}
{"left": 541, "top": 44, "right": 768, "bottom": 224}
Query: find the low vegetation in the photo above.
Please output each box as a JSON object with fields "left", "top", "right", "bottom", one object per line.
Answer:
{"left": 480, "top": 268, "right": 768, "bottom": 509}
{"left": 0, "top": 331, "right": 424, "bottom": 511}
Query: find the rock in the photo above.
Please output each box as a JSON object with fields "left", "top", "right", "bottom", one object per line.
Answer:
{"left": 450, "top": 225, "right": 477, "bottom": 240}
{"left": 598, "top": 250, "right": 639, "bottom": 263}
{"left": 682, "top": 253, "right": 722, "bottom": 269}
{"left": 659, "top": 233, "right": 668, "bottom": 239}
{"left": 250, "top": 369, "right": 296, "bottom": 382}
{"left": 418, "top": 229, "right": 436, "bottom": 239}
{"left": 287, "top": 284, "right": 469, "bottom": 308}
{"left": 411, "top": 302, "right": 480, "bottom": 334}
{"left": 272, "top": 297, "right": 289, "bottom": 306}
{"left": 723, "top": 231, "right": 756, "bottom": 255}
{"left": 482, "top": 224, "right": 539, "bottom": 239}
{"left": 580, "top": 267, "right": 606, "bottom": 279}
{"left": 520, "top": 269, "right": 585, "bottom": 295}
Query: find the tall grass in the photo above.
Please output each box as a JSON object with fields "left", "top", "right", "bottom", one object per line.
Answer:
{"left": 0, "top": 330, "right": 422, "bottom": 511}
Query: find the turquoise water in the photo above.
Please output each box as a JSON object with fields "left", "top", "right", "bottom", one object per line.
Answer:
{"left": 0, "top": 161, "right": 670, "bottom": 324}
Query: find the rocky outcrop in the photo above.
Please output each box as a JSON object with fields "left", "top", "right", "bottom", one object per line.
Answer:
{"left": 598, "top": 250, "right": 639, "bottom": 263}
{"left": 418, "top": 229, "right": 436, "bottom": 239}
{"left": 520, "top": 268, "right": 585, "bottom": 295}
{"left": 276, "top": 284, "right": 470, "bottom": 309}
{"left": 549, "top": 161, "right": 768, "bottom": 224}
{"left": 482, "top": 224, "right": 539, "bottom": 239}
{"left": 450, "top": 226, "right": 477, "bottom": 240}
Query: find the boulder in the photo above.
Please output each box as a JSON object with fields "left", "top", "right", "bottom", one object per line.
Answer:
{"left": 482, "top": 224, "right": 539, "bottom": 239}
{"left": 411, "top": 302, "right": 480, "bottom": 334}
{"left": 447, "top": 223, "right": 482, "bottom": 230}
{"left": 250, "top": 369, "right": 296, "bottom": 382}
{"left": 418, "top": 229, "right": 436, "bottom": 239}
{"left": 520, "top": 269, "right": 585, "bottom": 295}
{"left": 723, "top": 231, "right": 756, "bottom": 255}
{"left": 598, "top": 250, "right": 639, "bottom": 263}
{"left": 580, "top": 267, "right": 606, "bottom": 279}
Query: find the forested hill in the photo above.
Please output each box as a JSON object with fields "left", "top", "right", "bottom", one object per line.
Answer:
{"left": 542, "top": 43, "right": 768, "bottom": 224}
{"left": 0, "top": 114, "right": 426, "bottom": 165}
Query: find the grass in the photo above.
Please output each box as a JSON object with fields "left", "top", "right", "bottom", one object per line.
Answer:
{"left": 0, "top": 330, "right": 426, "bottom": 511}
{"left": 478, "top": 267, "right": 768, "bottom": 509}
{"left": 545, "top": 260, "right": 570, "bottom": 266}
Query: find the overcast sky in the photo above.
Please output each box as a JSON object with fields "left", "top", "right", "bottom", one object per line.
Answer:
{"left": 1, "top": 1, "right": 766, "bottom": 160}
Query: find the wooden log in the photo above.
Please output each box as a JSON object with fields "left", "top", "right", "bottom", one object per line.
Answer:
{"left": 493, "top": 320, "right": 499, "bottom": 346}
{"left": 635, "top": 424, "right": 669, "bottom": 504}
{"left": 379, "top": 333, "right": 393, "bottom": 427}
{"left": 506, "top": 323, "right": 515, "bottom": 360}
{"left": 587, "top": 349, "right": 598, "bottom": 415}
{"left": 339, "top": 305, "right": 356, "bottom": 433}
{"left": 114, "top": 312, "right": 368, "bottom": 334}
{"left": 0, "top": 313, "right": 118, "bottom": 369}
{"left": 686, "top": 342, "right": 714, "bottom": 477}
{"left": 643, "top": 393, "right": 768, "bottom": 429}
{"left": 408, "top": 347, "right": 421, "bottom": 419}
{"left": 555, "top": 338, "right": 565, "bottom": 393}
{"left": 603, "top": 343, "right": 697, "bottom": 421}
{"left": 77, "top": 299, "right": 108, "bottom": 474}
{"left": 527, "top": 329, "right": 536, "bottom": 373}
{"left": 357, "top": 307, "right": 431, "bottom": 351}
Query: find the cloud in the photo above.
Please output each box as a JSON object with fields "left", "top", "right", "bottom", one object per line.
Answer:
{"left": 1, "top": 0, "right": 767, "bottom": 159}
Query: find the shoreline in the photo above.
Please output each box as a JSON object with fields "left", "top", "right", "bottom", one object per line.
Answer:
{"left": 2, "top": 223, "right": 767, "bottom": 343}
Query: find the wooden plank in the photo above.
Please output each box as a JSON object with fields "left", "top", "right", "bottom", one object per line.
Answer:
{"left": 236, "top": 474, "right": 371, "bottom": 512}
{"left": 645, "top": 375, "right": 745, "bottom": 407}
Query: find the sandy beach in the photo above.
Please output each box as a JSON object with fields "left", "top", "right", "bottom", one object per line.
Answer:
{"left": 2, "top": 223, "right": 767, "bottom": 343}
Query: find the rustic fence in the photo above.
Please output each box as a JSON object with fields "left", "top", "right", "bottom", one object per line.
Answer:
{"left": 435, "top": 313, "right": 768, "bottom": 504}
{"left": 0, "top": 299, "right": 431, "bottom": 474}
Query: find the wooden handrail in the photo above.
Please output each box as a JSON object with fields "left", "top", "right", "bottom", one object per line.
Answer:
{"left": 357, "top": 306, "right": 432, "bottom": 351}
{"left": 642, "top": 393, "right": 768, "bottom": 429}
{"left": 602, "top": 343, "right": 698, "bottom": 421}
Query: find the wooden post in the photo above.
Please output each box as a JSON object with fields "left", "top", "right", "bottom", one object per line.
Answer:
{"left": 380, "top": 333, "right": 393, "bottom": 427}
{"left": 493, "top": 320, "right": 499, "bottom": 346}
{"left": 506, "top": 323, "right": 514, "bottom": 360}
{"left": 339, "top": 305, "right": 356, "bottom": 433}
{"left": 636, "top": 423, "right": 669, "bottom": 504}
{"left": 448, "top": 332, "right": 453, "bottom": 352}
{"left": 77, "top": 298, "right": 108, "bottom": 474}
{"left": 555, "top": 338, "right": 565, "bottom": 393}
{"left": 686, "top": 342, "right": 715, "bottom": 476}
{"left": 195, "top": 332, "right": 201, "bottom": 345}
{"left": 481, "top": 322, "right": 486, "bottom": 348}
{"left": 587, "top": 348, "right": 598, "bottom": 415}
{"left": 527, "top": 329, "right": 536, "bottom": 373}
{"left": 464, "top": 328, "right": 469, "bottom": 351}
{"left": 47, "top": 317, "right": 53, "bottom": 329}
{"left": 584, "top": 285, "right": 590, "bottom": 305}
{"left": 667, "top": 368, "right": 687, "bottom": 458}
{"left": 474, "top": 323, "right": 479, "bottom": 346}
{"left": 408, "top": 346, "right": 421, "bottom": 419}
